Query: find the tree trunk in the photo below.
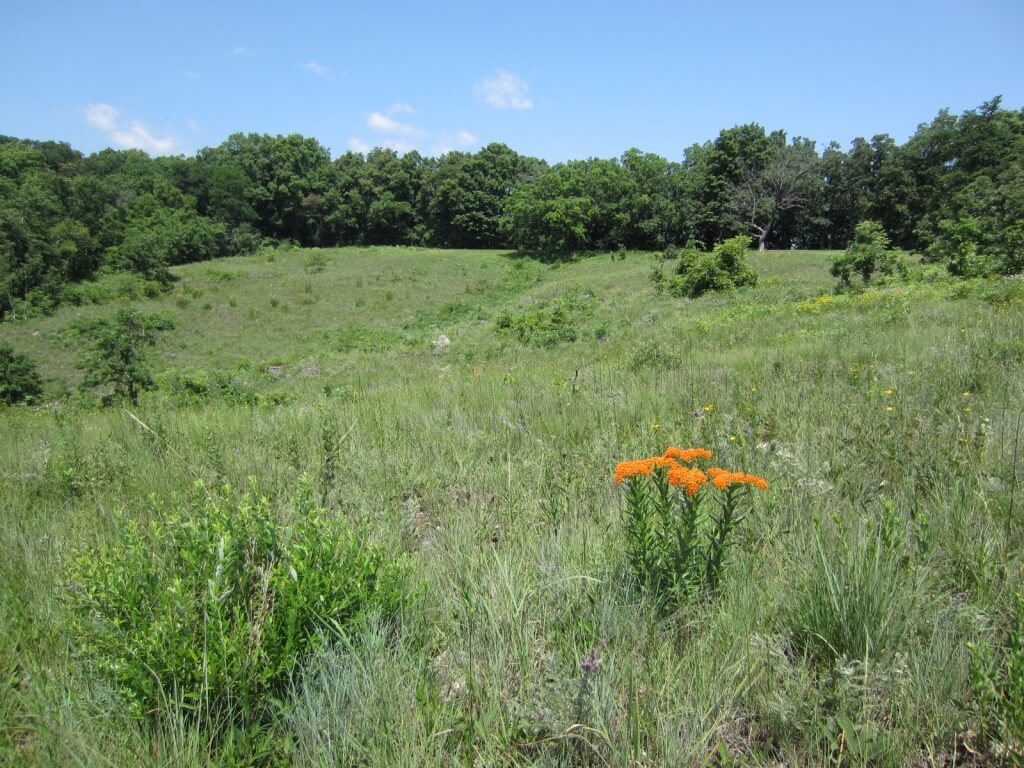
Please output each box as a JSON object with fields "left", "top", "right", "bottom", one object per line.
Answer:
{"left": 757, "top": 219, "right": 774, "bottom": 251}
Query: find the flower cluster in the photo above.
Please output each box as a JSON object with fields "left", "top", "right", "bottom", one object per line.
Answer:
{"left": 613, "top": 456, "right": 679, "bottom": 484}
{"left": 707, "top": 467, "right": 769, "bottom": 490}
{"left": 667, "top": 465, "right": 709, "bottom": 496}
{"left": 614, "top": 447, "right": 767, "bottom": 496}
{"left": 663, "top": 447, "right": 713, "bottom": 463}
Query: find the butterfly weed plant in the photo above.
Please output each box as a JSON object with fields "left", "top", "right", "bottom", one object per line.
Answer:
{"left": 614, "top": 447, "right": 766, "bottom": 609}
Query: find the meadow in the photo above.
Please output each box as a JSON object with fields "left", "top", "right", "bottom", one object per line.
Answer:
{"left": 1, "top": 246, "right": 1023, "bottom": 766}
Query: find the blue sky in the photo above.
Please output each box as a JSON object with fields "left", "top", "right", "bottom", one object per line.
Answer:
{"left": 2, "top": 0, "right": 1022, "bottom": 162}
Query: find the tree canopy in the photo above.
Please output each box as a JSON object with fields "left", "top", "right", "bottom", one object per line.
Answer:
{"left": 1, "top": 97, "right": 1022, "bottom": 317}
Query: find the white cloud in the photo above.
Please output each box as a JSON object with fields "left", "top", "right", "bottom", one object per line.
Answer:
{"left": 383, "top": 138, "right": 416, "bottom": 154}
{"left": 302, "top": 60, "right": 332, "bottom": 76}
{"left": 84, "top": 103, "right": 118, "bottom": 132}
{"left": 389, "top": 102, "right": 414, "bottom": 114}
{"left": 348, "top": 138, "right": 372, "bottom": 154}
{"left": 475, "top": 71, "right": 533, "bottom": 110}
{"left": 183, "top": 69, "right": 201, "bottom": 80}
{"left": 112, "top": 122, "right": 178, "bottom": 154}
{"left": 84, "top": 103, "right": 179, "bottom": 155}
{"left": 230, "top": 46, "right": 253, "bottom": 57}
{"left": 187, "top": 118, "right": 200, "bottom": 132}
{"left": 367, "top": 111, "right": 422, "bottom": 136}
{"left": 431, "top": 129, "right": 479, "bottom": 156}
{"left": 347, "top": 137, "right": 417, "bottom": 155}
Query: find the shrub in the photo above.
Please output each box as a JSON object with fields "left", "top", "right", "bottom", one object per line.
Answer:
{"left": 73, "top": 307, "right": 174, "bottom": 405}
{"left": 831, "top": 221, "right": 907, "bottom": 286}
{"left": 495, "top": 291, "right": 596, "bottom": 347}
{"left": 304, "top": 251, "right": 329, "bottom": 274}
{"left": 0, "top": 343, "right": 43, "bottom": 405}
{"left": 65, "top": 477, "right": 410, "bottom": 729}
{"left": 614, "top": 448, "right": 767, "bottom": 609}
{"left": 629, "top": 340, "right": 679, "bottom": 370}
{"left": 668, "top": 237, "right": 758, "bottom": 298}
{"left": 927, "top": 218, "right": 1002, "bottom": 278}
{"left": 968, "top": 592, "right": 1024, "bottom": 761}
{"left": 62, "top": 273, "right": 165, "bottom": 306}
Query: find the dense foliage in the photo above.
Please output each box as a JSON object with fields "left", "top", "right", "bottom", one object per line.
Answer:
{"left": 1, "top": 97, "right": 1021, "bottom": 317}
{"left": 73, "top": 307, "right": 174, "bottom": 404}
{"left": 0, "top": 342, "right": 42, "bottom": 404}
{"left": 664, "top": 236, "right": 759, "bottom": 297}
{"left": 830, "top": 221, "right": 907, "bottom": 286}
{"left": 66, "top": 477, "right": 410, "bottom": 729}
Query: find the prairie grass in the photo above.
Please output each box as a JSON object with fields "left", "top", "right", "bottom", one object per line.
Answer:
{"left": 1, "top": 247, "right": 1022, "bottom": 765}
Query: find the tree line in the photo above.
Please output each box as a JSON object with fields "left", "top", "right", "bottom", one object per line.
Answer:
{"left": 2, "top": 96, "right": 1021, "bottom": 317}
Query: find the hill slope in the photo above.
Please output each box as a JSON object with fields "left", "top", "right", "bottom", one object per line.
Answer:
{"left": 2, "top": 248, "right": 1023, "bottom": 765}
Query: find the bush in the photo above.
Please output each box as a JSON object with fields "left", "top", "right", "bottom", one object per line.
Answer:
{"left": 629, "top": 340, "right": 679, "bottom": 370}
{"left": 157, "top": 365, "right": 264, "bottom": 406}
{"left": 0, "top": 343, "right": 42, "bottom": 405}
{"left": 62, "top": 273, "right": 165, "bottom": 306}
{"left": 65, "top": 477, "right": 410, "bottom": 729}
{"left": 831, "top": 221, "right": 907, "bottom": 286}
{"left": 495, "top": 291, "right": 596, "bottom": 347}
{"left": 304, "top": 251, "right": 329, "bottom": 274}
{"left": 668, "top": 237, "right": 757, "bottom": 298}
{"left": 927, "top": 218, "right": 1002, "bottom": 278}
{"left": 73, "top": 307, "right": 174, "bottom": 405}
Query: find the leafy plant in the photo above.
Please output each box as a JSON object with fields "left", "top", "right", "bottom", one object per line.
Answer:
{"left": 615, "top": 448, "right": 767, "bottom": 608}
{"left": 668, "top": 237, "right": 758, "bottom": 298}
{"left": 0, "top": 343, "right": 42, "bottom": 405}
{"left": 65, "top": 476, "right": 410, "bottom": 731}
{"left": 495, "top": 291, "right": 596, "bottom": 347}
{"left": 629, "top": 340, "right": 679, "bottom": 370}
{"left": 968, "top": 592, "right": 1024, "bottom": 762}
{"left": 73, "top": 306, "right": 174, "bottom": 404}
{"left": 831, "top": 221, "right": 906, "bottom": 286}
{"left": 928, "top": 217, "right": 1001, "bottom": 278}
{"left": 304, "top": 251, "right": 329, "bottom": 274}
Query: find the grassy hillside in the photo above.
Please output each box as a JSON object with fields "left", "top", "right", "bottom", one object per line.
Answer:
{"left": 2, "top": 247, "right": 1023, "bottom": 766}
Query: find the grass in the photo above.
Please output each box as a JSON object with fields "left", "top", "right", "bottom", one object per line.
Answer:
{"left": 1, "top": 246, "right": 1023, "bottom": 765}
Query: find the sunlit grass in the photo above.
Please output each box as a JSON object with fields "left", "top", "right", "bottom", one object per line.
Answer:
{"left": 1, "top": 247, "right": 1022, "bottom": 765}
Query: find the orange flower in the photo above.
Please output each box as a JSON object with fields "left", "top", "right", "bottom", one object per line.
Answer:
{"left": 667, "top": 466, "right": 708, "bottom": 496}
{"left": 663, "top": 447, "right": 713, "bottom": 464}
{"left": 708, "top": 469, "right": 768, "bottom": 490}
{"left": 616, "top": 455, "right": 765, "bottom": 492}
{"left": 614, "top": 456, "right": 681, "bottom": 484}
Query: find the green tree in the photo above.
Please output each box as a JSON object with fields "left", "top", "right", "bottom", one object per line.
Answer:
{"left": 75, "top": 307, "right": 173, "bottom": 404}
{"left": 830, "top": 221, "right": 905, "bottom": 286}
{"left": 503, "top": 158, "right": 629, "bottom": 254}
{"left": 727, "top": 137, "right": 821, "bottom": 250}
{"left": 0, "top": 343, "right": 43, "bottom": 405}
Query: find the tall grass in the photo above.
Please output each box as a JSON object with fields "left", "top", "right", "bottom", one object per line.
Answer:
{"left": 784, "top": 531, "right": 922, "bottom": 665}
{"left": 0, "top": 247, "right": 1022, "bottom": 765}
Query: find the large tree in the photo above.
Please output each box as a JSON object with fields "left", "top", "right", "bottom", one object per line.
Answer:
{"left": 727, "top": 137, "right": 821, "bottom": 250}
